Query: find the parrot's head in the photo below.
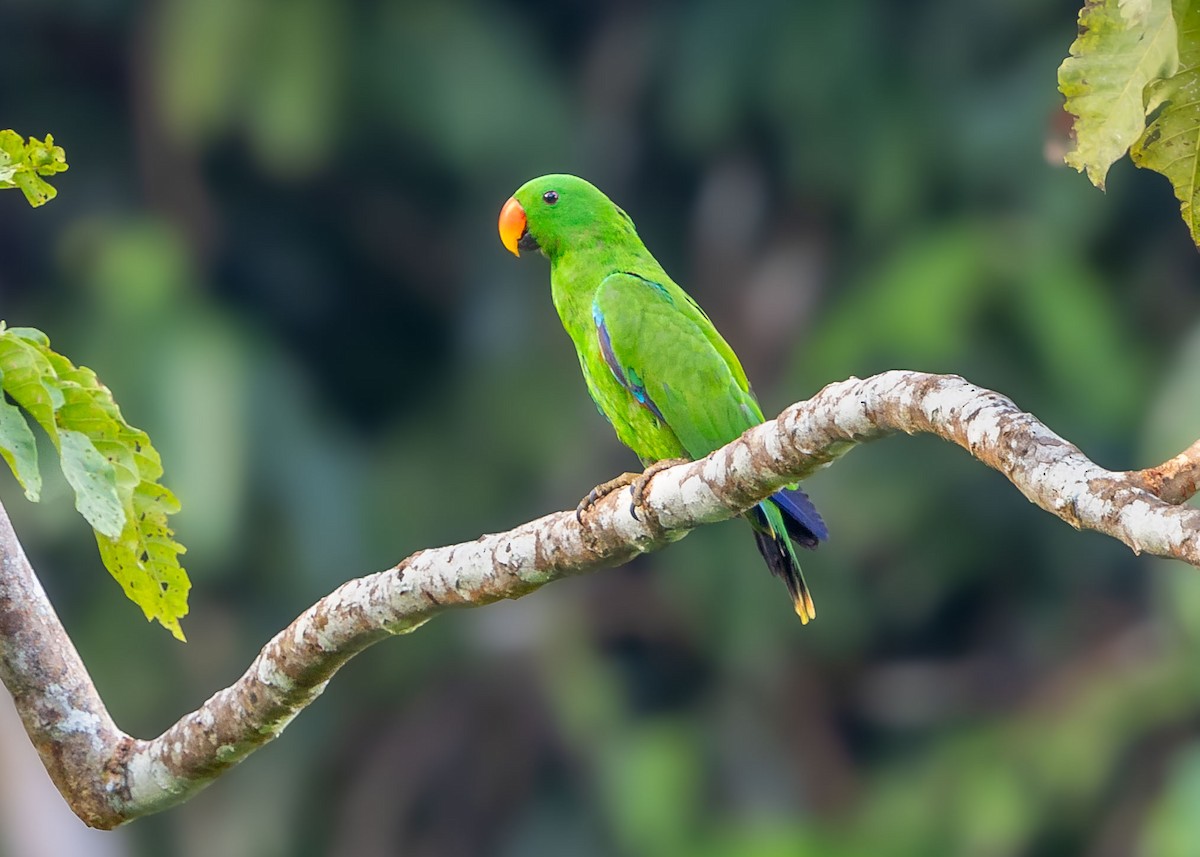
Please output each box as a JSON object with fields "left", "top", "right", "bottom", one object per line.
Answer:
{"left": 499, "top": 174, "right": 632, "bottom": 261}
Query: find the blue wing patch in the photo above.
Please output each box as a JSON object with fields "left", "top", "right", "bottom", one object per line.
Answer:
{"left": 593, "top": 302, "right": 666, "bottom": 423}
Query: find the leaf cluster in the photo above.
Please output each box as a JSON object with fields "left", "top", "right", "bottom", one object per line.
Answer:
{"left": 0, "top": 130, "right": 68, "bottom": 207}
{"left": 1060, "top": 0, "right": 1200, "bottom": 246}
{"left": 0, "top": 324, "right": 189, "bottom": 639}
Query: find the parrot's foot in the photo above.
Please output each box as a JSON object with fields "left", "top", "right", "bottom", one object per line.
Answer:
{"left": 628, "top": 458, "right": 691, "bottom": 521}
{"left": 574, "top": 458, "right": 691, "bottom": 523}
{"left": 576, "top": 472, "right": 642, "bottom": 523}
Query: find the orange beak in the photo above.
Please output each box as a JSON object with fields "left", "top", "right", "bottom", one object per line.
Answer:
{"left": 498, "top": 196, "right": 527, "bottom": 257}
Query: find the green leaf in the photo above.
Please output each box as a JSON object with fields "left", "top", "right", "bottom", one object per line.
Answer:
{"left": 0, "top": 131, "right": 68, "bottom": 207}
{"left": 0, "top": 331, "right": 63, "bottom": 434}
{"left": 1120, "top": 0, "right": 1155, "bottom": 27}
{"left": 97, "top": 482, "right": 190, "bottom": 642}
{"left": 0, "top": 325, "right": 189, "bottom": 640}
{"left": 0, "top": 377, "right": 40, "bottom": 502}
{"left": 1058, "top": 0, "right": 1178, "bottom": 189}
{"left": 58, "top": 430, "right": 125, "bottom": 539}
{"left": 1131, "top": 0, "right": 1200, "bottom": 245}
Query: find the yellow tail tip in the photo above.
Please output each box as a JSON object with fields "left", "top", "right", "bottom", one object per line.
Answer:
{"left": 794, "top": 593, "right": 816, "bottom": 625}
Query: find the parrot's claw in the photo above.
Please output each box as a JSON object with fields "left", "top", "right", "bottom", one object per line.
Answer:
{"left": 576, "top": 472, "right": 642, "bottom": 523}
{"left": 628, "top": 458, "right": 691, "bottom": 521}
{"left": 575, "top": 459, "right": 691, "bottom": 523}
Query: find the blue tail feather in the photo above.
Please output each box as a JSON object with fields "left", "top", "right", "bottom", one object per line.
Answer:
{"left": 768, "top": 487, "right": 828, "bottom": 547}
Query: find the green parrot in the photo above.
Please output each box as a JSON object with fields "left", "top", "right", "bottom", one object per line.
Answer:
{"left": 498, "top": 174, "right": 827, "bottom": 622}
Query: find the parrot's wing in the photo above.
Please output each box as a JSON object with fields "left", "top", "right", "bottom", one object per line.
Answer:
{"left": 593, "top": 272, "right": 761, "bottom": 458}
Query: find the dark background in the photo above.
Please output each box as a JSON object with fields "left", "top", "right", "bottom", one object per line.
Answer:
{"left": 3, "top": 0, "right": 1200, "bottom": 854}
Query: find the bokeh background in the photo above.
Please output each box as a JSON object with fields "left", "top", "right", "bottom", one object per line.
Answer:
{"left": 3, "top": 0, "right": 1200, "bottom": 854}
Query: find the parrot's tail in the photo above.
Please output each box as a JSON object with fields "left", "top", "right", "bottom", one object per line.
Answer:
{"left": 749, "top": 489, "right": 827, "bottom": 625}
{"left": 769, "top": 486, "right": 829, "bottom": 546}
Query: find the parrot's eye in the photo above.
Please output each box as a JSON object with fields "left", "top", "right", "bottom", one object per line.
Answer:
{"left": 542, "top": 191, "right": 559, "bottom": 205}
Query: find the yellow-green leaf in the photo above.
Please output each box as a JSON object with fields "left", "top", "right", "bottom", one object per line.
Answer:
{"left": 58, "top": 429, "right": 125, "bottom": 539}
{"left": 0, "top": 377, "right": 40, "bottom": 501}
{"left": 0, "top": 325, "right": 190, "bottom": 639}
{"left": 0, "top": 332, "right": 61, "bottom": 435}
{"left": 0, "top": 131, "right": 68, "bottom": 208}
{"left": 1131, "top": 0, "right": 1200, "bottom": 246}
{"left": 1120, "top": 0, "right": 1154, "bottom": 27}
{"left": 11, "top": 170, "right": 59, "bottom": 207}
{"left": 1059, "top": 0, "right": 1179, "bottom": 189}
{"left": 97, "top": 482, "right": 189, "bottom": 642}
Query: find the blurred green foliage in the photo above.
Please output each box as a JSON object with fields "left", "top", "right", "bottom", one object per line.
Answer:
{"left": 2, "top": 0, "right": 1200, "bottom": 855}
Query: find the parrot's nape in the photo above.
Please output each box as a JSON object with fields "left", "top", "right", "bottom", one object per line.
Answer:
{"left": 498, "top": 174, "right": 827, "bottom": 623}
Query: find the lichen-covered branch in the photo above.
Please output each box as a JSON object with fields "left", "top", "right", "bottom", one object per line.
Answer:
{"left": 0, "top": 371, "right": 1197, "bottom": 828}
{"left": 1131, "top": 438, "right": 1200, "bottom": 505}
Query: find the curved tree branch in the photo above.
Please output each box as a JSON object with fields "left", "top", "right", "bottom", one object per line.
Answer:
{"left": 1130, "top": 438, "right": 1200, "bottom": 505}
{"left": 1, "top": 371, "right": 1197, "bottom": 828}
